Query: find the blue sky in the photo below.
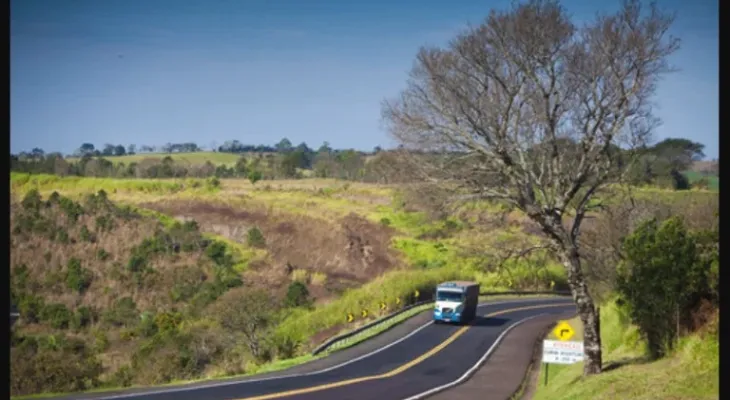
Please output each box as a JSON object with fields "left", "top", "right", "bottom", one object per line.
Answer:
{"left": 11, "top": 0, "right": 718, "bottom": 158}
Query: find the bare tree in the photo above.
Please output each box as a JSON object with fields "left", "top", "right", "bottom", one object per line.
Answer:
{"left": 382, "top": 0, "right": 679, "bottom": 375}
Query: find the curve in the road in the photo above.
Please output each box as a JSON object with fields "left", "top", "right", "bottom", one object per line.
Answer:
{"left": 236, "top": 302, "right": 573, "bottom": 400}
{"left": 83, "top": 298, "right": 575, "bottom": 400}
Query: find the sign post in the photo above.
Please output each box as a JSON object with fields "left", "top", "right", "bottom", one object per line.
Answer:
{"left": 541, "top": 320, "right": 583, "bottom": 386}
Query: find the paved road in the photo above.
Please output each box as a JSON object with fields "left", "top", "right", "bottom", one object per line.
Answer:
{"left": 62, "top": 297, "right": 575, "bottom": 400}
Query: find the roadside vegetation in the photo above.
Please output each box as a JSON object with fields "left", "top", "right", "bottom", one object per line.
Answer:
{"left": 530, "top": 199, "right": 718, "bottom": 399}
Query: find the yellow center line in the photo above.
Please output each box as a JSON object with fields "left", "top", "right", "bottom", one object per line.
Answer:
{"left": 236, "top": 302, "right": 573, "bottom": 400}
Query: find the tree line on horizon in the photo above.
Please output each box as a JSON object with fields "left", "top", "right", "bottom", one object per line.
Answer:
{"left": 13, "top": 138, "right": 384, "bottom": 160}
{"left": 10, "top": 136, "right": 716, "bottom": 190}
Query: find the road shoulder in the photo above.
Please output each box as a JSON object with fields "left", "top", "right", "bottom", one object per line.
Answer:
{"left": 428, "top": 312, "right": 576, "bottom": 400}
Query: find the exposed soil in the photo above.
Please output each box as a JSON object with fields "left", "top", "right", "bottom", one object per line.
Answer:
{"left": 139, "top": 200, "right": 401, "bottom": 302}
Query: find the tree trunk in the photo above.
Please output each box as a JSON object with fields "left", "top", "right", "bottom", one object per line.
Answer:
{"left": 562, "top": 245, "right": 603, "bottom": 375}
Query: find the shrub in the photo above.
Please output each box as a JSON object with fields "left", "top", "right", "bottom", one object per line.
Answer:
{"left": 80, "top": 225, "right": 96, "bottom": 242}
{"left": 65, "top": 258, "right": 93, "bottom": 294}
{"left": 247, "top": 226, "right": 266, "bottom": 248}
{"left": 70, "top": 306, "right": 95, "bottom": 330}
{"left": 102, "top": 297, "right": 139, "bottom": 327}
{"left": 155, "top": 312, "right": 183, "bottom": 336}
{"left": 206, "top": 241, "right": 233, "bottom": 267}
{"left": 17, "top": 294, "right": 45, "bottom": 324}
{"left": 12, "top": 264, "right": 31, "bottom": 291}
{"left": 10, "top": 342, "right": 103, "bottom": 396}
{"left": 91, "top": 329, "right": 109, "bottom": 353}
{"left": 58, "top": 196, "right": 84, "bottom": 223}
{"left": 248, "top": 170, "right": 263, "bottom": 185}
{"left": 206, "top": 176, "right": 221, "bottom": 189}
{"left": 111, "top": 365, "right": 135, "bottom": 387}
{"left": 55, "top": 227, "right": 70, "bottom": 244}
{"left": 617, "top": 216, "right": 708, "bottom": 359}
{"left": 285, "top": 281, "right": 312, "bottom": 309}
{"left": 21, "top": 189, "right": 43, "bottom": 212}
{"left": 96, "top": 248, "right": 110, "bottom": 261}
{"left": 40, "top": 303, "right": 73, "bottom": 329}
{"left": 95, "top": 215, "right": 116, "bottom": 232}
{"left": 137, "top": 312, "right": 158, "bottom": 338}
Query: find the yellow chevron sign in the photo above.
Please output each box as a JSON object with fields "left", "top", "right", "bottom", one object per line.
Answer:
{"left": 361, "top": 309, "right": 368, "bottom": 318}
{"left": 553, "top": 321, "right": 575, "bottom": 341}
{"left": 347, "top": 313, "right": 354, "bottom": 323}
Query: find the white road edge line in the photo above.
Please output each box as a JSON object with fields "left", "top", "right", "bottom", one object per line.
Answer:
{"left": 401, "top": 311, "right": 564, "bottom": 400}
{"left": 91, "top": 298, "right": 564, "bottom": 400}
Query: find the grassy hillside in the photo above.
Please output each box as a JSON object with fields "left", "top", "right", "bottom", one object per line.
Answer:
{"left": 531, "top": 300, "right": 718, "bottom": 400}
{"left": 10, "top": 174, "right": 574, "bottom": 397}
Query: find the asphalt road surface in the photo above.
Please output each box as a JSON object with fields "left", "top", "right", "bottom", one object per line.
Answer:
{"left": 63, "top": 297, "right": 575, "bottom": 400}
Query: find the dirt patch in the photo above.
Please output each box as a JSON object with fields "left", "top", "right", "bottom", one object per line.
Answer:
{"left": 138, "top": 200, "right": 401, "bottom": 302}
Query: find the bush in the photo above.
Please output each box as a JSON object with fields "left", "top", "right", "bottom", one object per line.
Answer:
{"left": 10, "top": 342, "right": 103, "bottom": 396}
{"left": 617, "top": 216, "right": 709, "bottom": 359}
{"left": 206, "top": 176, "right": 221, "bottom": 189}
{"left": 96, "top": 248, "right": 110, "bottom": 261}
{"left": 102, "top": 297, "right": 139, "bottom": 327}
{"left": 137, "top": 312, "right": 158, "bottom": 338}
{"left": 21, "top": 189, "right": 43, "bottom": 212}
{"left": 17, "top": 294, "right": 45, "bottom": 324}
{"left": 206, "top": 241, "right": 233, "bottom": 267}
{"left": 40, "top": 303, "right": 73, "bottom": 329}
{"left": 247, "top": 226, "right": 266, "bottom": 248}
{"left": 248, "top": 170, "right": 263, "bottom": 185}
{"left": 285, "top": 281, "right": 312, "bottom": 309}
{"left": 65, "top": 258, "right": 93, "bottom": 294}
{"left": 71, "top": 306, "right": 95, "bottom": 330}
{"left": 80, "top": 225, "right": 96, "bottom": 242}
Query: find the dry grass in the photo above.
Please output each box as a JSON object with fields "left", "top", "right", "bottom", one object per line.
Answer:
{"left": 137, "top": 198, "right": 402, "bottom": 303}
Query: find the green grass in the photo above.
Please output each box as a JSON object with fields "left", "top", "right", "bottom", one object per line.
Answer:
{"left": 276, "top": 267, "right": 475, "bottom": 345}
{"left": 682, "top": 170, "right": 719, "bottom": 190}
{"left": 531, "top": 300, "right": 719, "bottom": 400}
{"left": 10, "top": 172, "right": 222, "bottom": 197}
{"left": 65, "top": 152, "right": 246, "bottom": 166}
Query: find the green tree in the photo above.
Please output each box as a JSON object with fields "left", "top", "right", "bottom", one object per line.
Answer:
{"left": 285, "top": 281, "right": 311, "bottom": 308}
{"left": 212, "top": 288, "right": 279, "bottom": 362}
{"left": 616, "top": 216, "right": 706, "bottom": 359}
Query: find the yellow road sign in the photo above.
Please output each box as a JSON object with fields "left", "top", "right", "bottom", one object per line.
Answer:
{"left": 380, "top": 302, "right": 387, "bottom": 311}
{"left": 553, "top": 321, "right": 575, "bottom": 341}
{"left": 346, "top": 313, "right": 354, "bottom": 323}
{"left": 395, "top": 297, "right": 401, "bottom": 305}
{"left": 414, "top": 289, "right": 420, "bottom": 299}
{"left": 361, "top": 309, "right": 368, "bottom": 318}
{"left": 550, "top": 280, "right": 556, "bottom": 289}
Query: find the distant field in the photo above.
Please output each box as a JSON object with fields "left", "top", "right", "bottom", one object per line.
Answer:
{"left": 65, "top": 151, "right": 249, "bottom": 166}
{"left": 683, "top": 170, "right": 719, "bottom": 190}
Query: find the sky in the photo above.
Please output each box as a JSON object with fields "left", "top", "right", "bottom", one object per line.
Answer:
{"left": 10, "top": 0, "right": 719, "bottom": 159}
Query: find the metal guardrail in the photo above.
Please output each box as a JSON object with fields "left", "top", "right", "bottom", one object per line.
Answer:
{"left": 311, "top": 290, "right": 573, "bottom": 356}
{"left": 312, "top": 300, "right": 434, "bottom": 356}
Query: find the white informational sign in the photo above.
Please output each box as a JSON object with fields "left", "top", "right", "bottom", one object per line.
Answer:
{"left": 542, "top": 340, "right": 584, "bottom": 364}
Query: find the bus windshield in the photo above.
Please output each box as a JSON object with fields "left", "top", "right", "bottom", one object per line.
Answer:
{"left": 436, "top": 290, "right": 463, "bottom": 302}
